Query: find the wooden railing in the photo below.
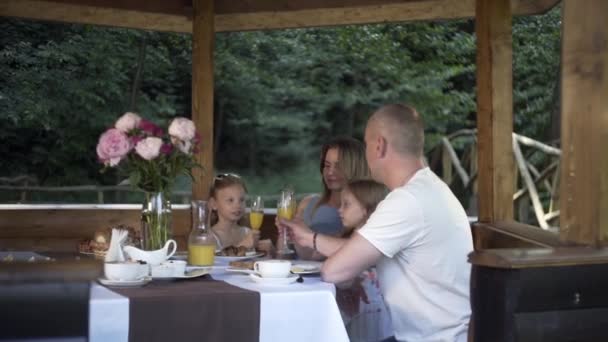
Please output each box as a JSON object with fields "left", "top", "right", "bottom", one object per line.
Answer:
{"left": 0, "top": 178, "right": 313, "bottom": 205}
{"left": 472, "top": 221, "right": 577, "bottom": 250}
{"left": 429, "top": 129, "right": 561, "bottom": 230}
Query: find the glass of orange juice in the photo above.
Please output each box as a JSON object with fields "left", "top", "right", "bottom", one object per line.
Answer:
{"left": 277, "top": 189, "right": 296, "bottom": 255}
{"left": 249, "top": 196, "right": 264, "bottom": 231}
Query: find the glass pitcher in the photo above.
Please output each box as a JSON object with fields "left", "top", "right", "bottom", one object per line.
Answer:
{"left": 188, "top": 200, "right": 216, "bottom": 266}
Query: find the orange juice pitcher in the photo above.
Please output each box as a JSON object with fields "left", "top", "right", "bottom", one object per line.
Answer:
{"left": 188, "top": 200, "right": 216, "bottom": 266}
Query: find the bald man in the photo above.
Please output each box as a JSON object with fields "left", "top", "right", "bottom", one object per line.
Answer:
{"left": 282, "top": 104, "right": 472, "bottom": 342}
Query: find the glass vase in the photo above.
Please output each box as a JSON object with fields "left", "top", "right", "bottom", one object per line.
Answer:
{"left": 141, "top": 191, "right": 172, "bottom": 250}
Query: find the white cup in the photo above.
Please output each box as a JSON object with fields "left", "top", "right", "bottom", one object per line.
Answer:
{"left": 104, "top": 262, "right": 148, "bottom": 281}
{"left": 150, "top": 263, "right": 173, "bottom": 278}
{"left": 166, "top": 260, "right": 187, "bottom": 277}
{"left": 254, "top": 260, "right": 292, "bottom": 278}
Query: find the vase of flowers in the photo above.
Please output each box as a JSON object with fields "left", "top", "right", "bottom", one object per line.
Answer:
{"left": 96, "top": 112, "right": 200, "bottom": 250}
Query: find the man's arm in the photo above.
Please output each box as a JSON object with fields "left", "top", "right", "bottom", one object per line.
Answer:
{"left": 321, "top": 232, "right": 383, "bottom": 284}
{"left": 280, "top": 218, "right": 347, "bottom": 258}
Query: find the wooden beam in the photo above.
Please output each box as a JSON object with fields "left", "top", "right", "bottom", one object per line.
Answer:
{"left": 1, "top": 0, "right": 560, "bottom": 33}
{"left": 475, "top": 0, "right": 514, "bottom": 223}
{"left": 191, "top": 0, "right": 214, "bottom": 201}
{"left": 472, "top": 221, "right": 576, "bottom": 250}
{"left": 560, "top": 0, "right": 608, "bottom": 246}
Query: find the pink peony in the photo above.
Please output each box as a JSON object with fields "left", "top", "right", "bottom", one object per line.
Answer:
{"left": 139, "top": 119, "right": 163, "bottom": 137}
{"left": 130, "top": 135, "right": 143, "bottom": 146}
{"left": 168, "top": 118, "right": 196, "bottom": 141}
{"left": 96, "top": 128, "right": 132, "bottom": 166}
{"left": 115, "top": 112, "right": 141, "bottom": 133}
{"left": 135, "top": 137, "right": 163, "bottom": 160}
{"left": 160, "top": 143, "right": 173, "bottom": 155}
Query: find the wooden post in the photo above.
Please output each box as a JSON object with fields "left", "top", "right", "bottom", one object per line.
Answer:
{"left": 192, "top": 0, "right": 214, "bottom": 200}
{"left": 475, "top": 0, "right": 515, "bottom": 223}
{"left": 560, "top": 0, "right": 608, "bottom": 245}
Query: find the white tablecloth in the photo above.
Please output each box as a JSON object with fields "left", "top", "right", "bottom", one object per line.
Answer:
{"left": 89, "top": 267, "right": 348, "bottom": 342}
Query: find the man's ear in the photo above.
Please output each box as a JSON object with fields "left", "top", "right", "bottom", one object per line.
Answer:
{"left": 378, "top": 135, "right": 388, "bottom": 158}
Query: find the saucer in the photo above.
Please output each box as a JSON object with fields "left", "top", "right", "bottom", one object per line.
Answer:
{"left": 249, "top": 273, "right": 299, "bottom": 285}
{"left": 98, "top": 277, "right": 151, "bottom": 287}
{"left": 214, "top": 253, "right": 265, "bottom": 263}
{"left": 291, "top": 261, "right": 322, "bottom": 274}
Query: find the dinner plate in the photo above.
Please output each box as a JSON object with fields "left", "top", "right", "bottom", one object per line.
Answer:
{"left": 214, "top": 253, "right": 265, "bottom": 263}
{"left": 249, "top": 273, "right": 299, "bottom": 285}
{"left": 152, "top": 269, "right": 209, "bottom": 280}
{"left": 290, "top": 261, "right": 322, "bottom": 275}
{"left": 98, "top": 277, "right": 151, "bottom": 287}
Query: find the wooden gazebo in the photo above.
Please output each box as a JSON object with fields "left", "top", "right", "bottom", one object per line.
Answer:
{"left": 1, "top": 0, "right": 608, "bottom": 339}
{"left": 2, "top": 0, "right": 606, "bottom": 250}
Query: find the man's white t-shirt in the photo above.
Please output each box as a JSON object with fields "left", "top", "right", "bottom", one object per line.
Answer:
{"left": 358, "top": 167, "right": 473, "bottom": 342}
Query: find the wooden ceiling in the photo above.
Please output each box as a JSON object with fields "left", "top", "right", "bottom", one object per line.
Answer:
{"left": 1, "top": 0, "right": 559, "bottom": 33}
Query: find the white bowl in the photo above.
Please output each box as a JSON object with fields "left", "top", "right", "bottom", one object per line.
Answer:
{"left": 105, "top": 262, "right": 148, "bottom": 281}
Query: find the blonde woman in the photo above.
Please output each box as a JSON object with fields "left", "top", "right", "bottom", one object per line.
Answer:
{"left": 292, "top": 136, "right": 370, "bottom": 260}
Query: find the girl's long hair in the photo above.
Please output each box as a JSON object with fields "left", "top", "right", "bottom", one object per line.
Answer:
{"left": 209, "top": 173, "right": 247, "bottom": 226}
{"left": 342, "top": 179, "right": 388, "bottom": 237}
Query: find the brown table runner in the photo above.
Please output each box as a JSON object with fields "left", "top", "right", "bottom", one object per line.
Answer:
{"left": 111, "top": 276, "right": 260, "bottom": 342}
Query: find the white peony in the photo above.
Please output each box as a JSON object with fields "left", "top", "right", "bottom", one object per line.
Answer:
{"left": 115, "top": 112, "right": 142, "bottom": 133}
{"left": 135, "top": 137, "right": 163, "bottom": 160}
{"left": 168, "top": 117, "right": 196, "bottom": 141}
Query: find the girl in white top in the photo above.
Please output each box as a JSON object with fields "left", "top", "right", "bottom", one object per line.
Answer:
{"left": 335, "top": 179, "right": 393, "bottom": 342}
{"left": 208, "top": 173, "right": 254, "bottom": 250}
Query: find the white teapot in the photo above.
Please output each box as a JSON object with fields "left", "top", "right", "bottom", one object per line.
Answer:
{"left": 123, "top": 239, "right": 177, "bottom": 265}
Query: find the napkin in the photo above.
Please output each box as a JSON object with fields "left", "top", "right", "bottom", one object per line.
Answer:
{"left": 104, "top": 228, "right": 129, "bottom": 262}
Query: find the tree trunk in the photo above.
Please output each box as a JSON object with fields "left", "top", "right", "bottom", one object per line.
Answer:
{"left": 129, "top": 35, "right": 147, "bottom": 111}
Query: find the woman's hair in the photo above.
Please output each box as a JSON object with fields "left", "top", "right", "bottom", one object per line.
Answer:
{"left": 342, "top": 179, "right": 388, "bottom": 237}
{"left": 209, "top": 173, "right": 247, "bottom": 226}
{"left": 317, "top": 136, "right": 370, "bottom": 208}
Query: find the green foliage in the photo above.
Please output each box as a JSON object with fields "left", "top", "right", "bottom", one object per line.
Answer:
{"left": 0, "top": 10, "right": 562, "bottom": 202}
{"left": 512, "top": 7, "right": 561, "bottom": 138}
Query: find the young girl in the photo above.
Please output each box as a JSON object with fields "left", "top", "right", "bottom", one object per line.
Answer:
{"left": 335, "top": 179, "right": 393, "bottom": 342}
{"left": 208, "top": 173, "right": 255, "bottom": 250}
{"left": 281, "top": 179, "right": 393, "bottom": 340}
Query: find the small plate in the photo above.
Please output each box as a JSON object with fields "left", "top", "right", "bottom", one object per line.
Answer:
{"left": 214, "top": 253, "right": 265, "bottom": 263}
{"left": 226, "top": 267, "right": 255, "bottom": 274}
{"left": 152, "top": 269, "right": 209, "bottom": 280}
{"left": 249, "top": 273, "right": 299, "bottom": 285}
{"left": 291, "top": 261, "right": 322, "bottom": 275}
{"left": 98, "top": 277, "right": 151, "bottom": 287}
